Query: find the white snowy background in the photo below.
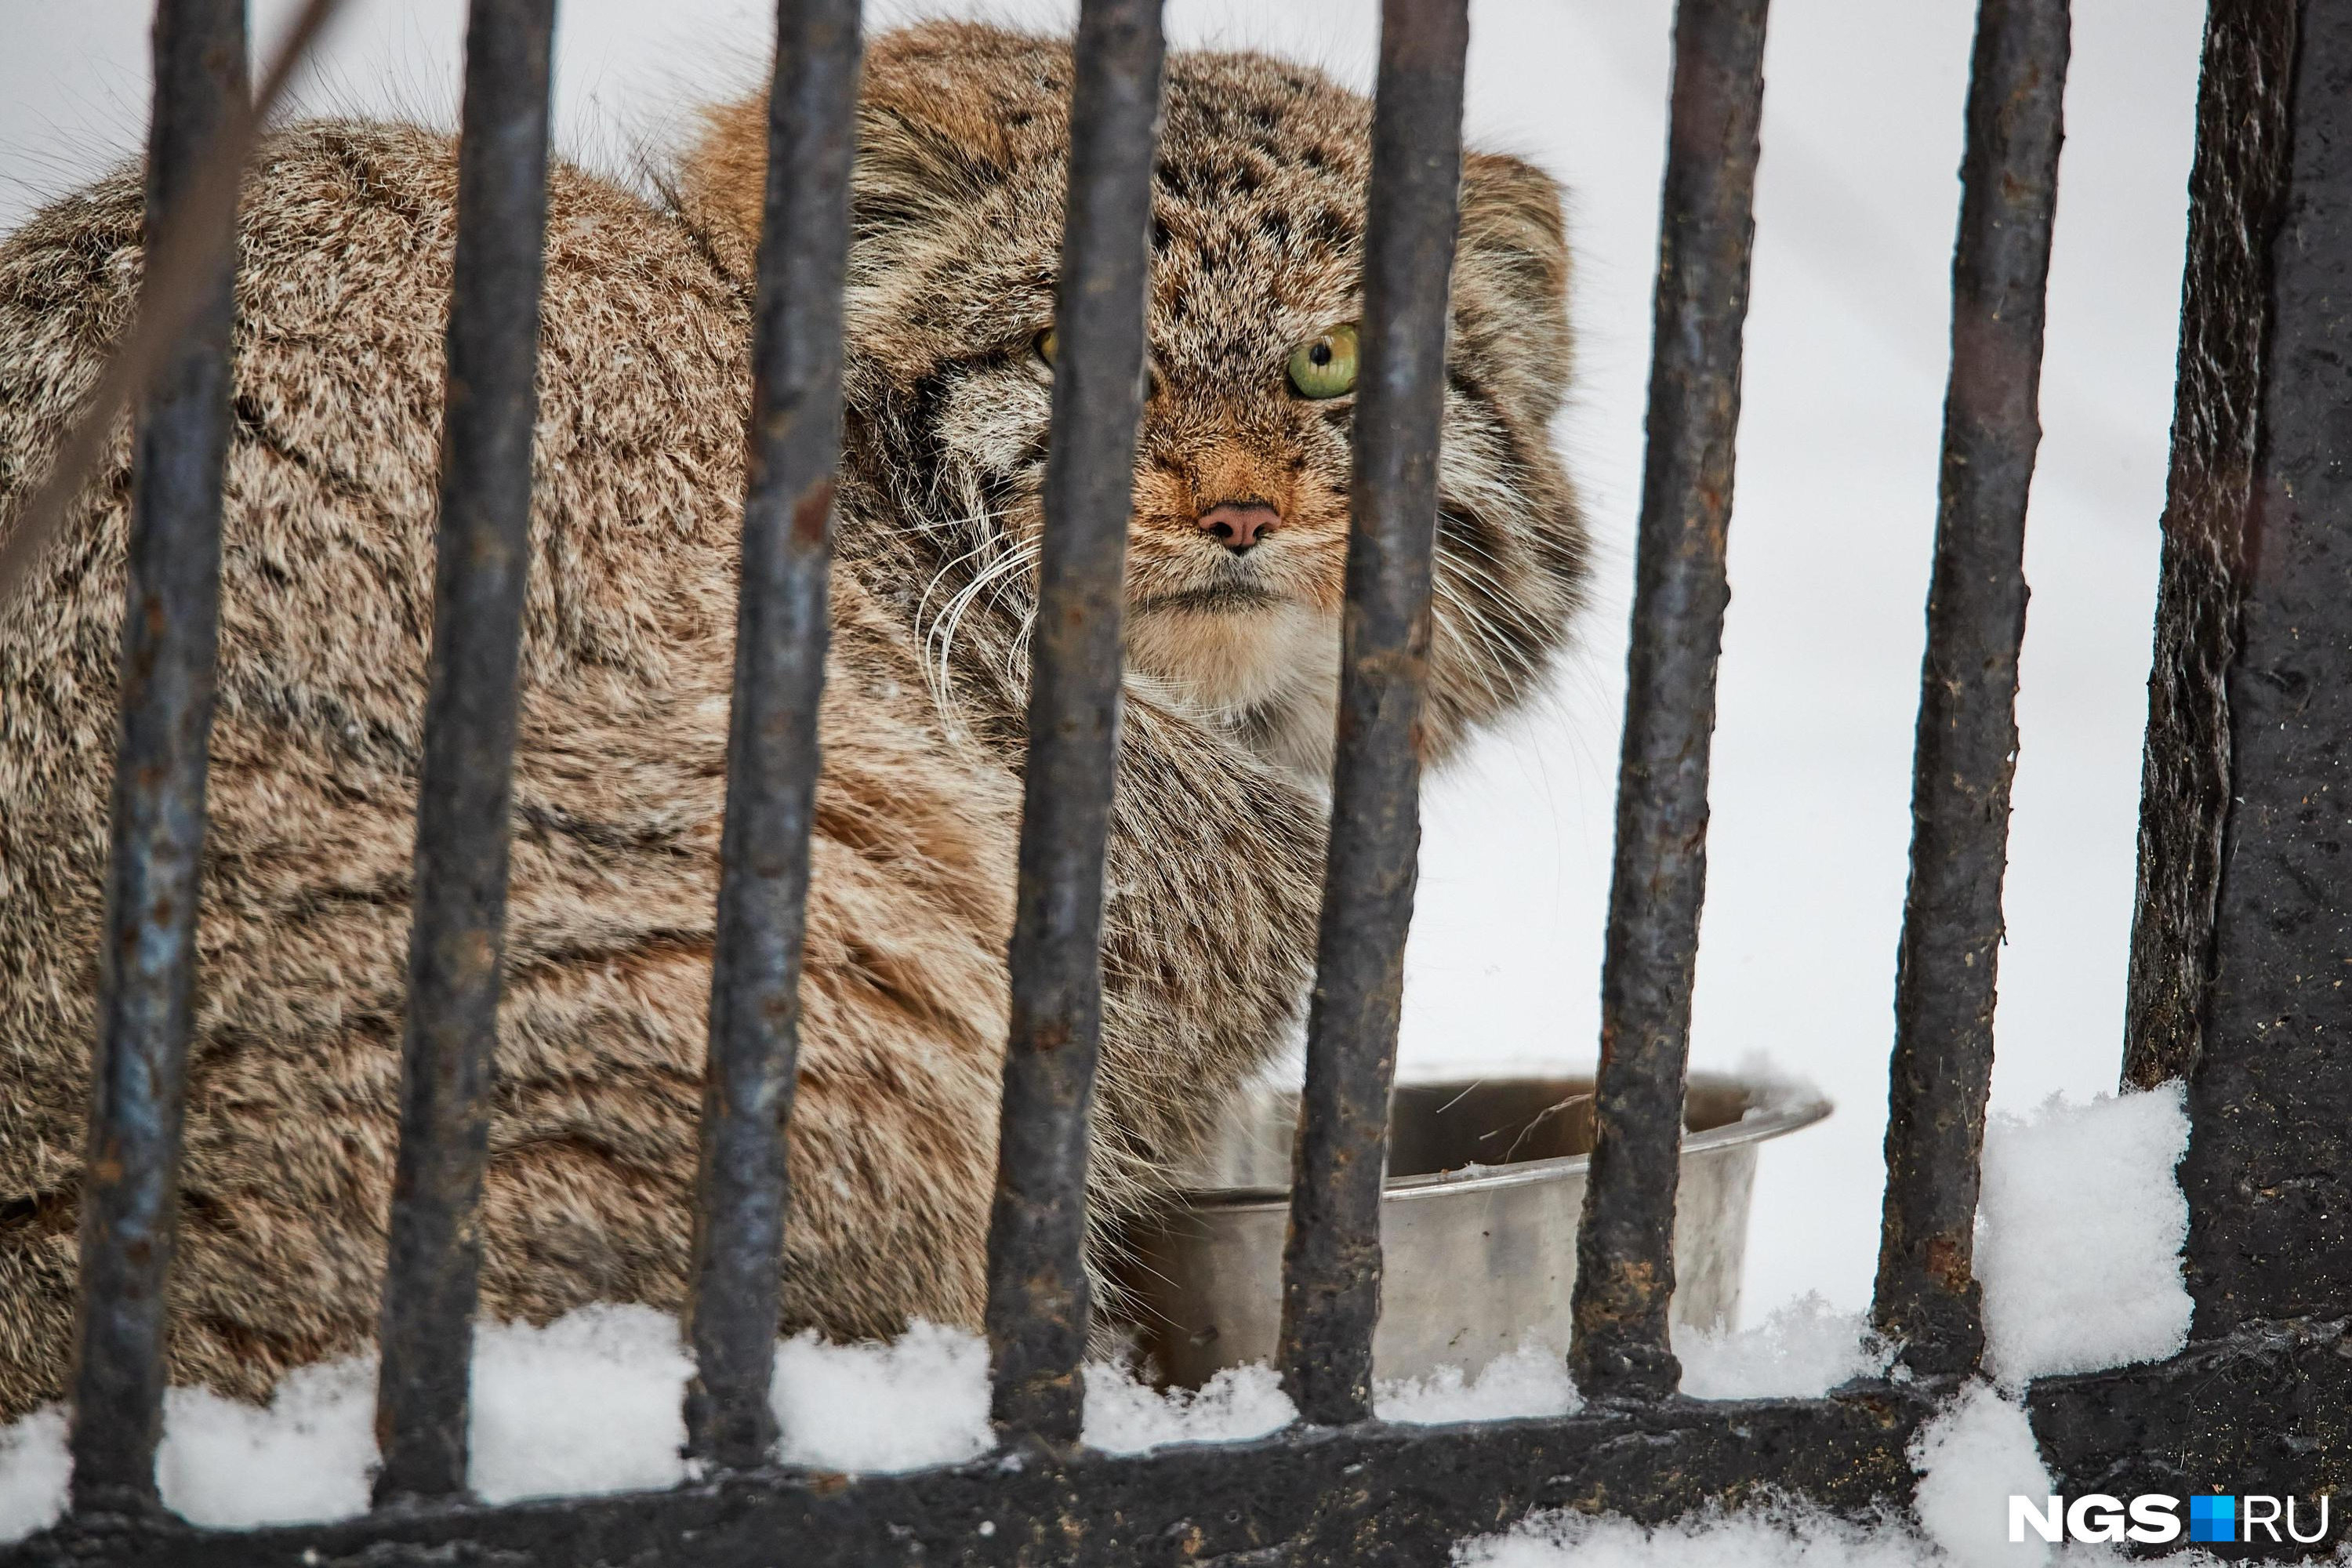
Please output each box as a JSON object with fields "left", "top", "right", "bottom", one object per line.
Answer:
{"left": 0, "top": 0, "right": 2203, "bottom": 1334}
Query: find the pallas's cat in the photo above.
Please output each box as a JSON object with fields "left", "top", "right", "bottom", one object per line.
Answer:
{"left": 0, "top": 22, "right": 1585, "bottom": 1417}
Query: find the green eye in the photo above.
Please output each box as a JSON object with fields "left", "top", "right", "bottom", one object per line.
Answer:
{"left": 1036, "top": 325, "right": 1058, "bottom": 365}
{"left": 1287, "top": 323, "right": 1359, "bottom": 399}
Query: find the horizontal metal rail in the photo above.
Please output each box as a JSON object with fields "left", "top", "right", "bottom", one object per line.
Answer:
{"left": 371, "top": 0, "right": 557, "bottom": 1505}
{"left": 1873, "top": 0, "right": 2070, "bottom": 1377}
{"left": 982, "top": 0, "right": 1166, "bottom": 1449}
{"left": 682, "top": 0, "right": 863, "bottom": 1475}
{"left": 1276, "top": 0, "right": 1472, "bottom": 1429}
{"left": 17, "top": 1312, "right": 2352, "bottom": 1566}
{"left": 24, "top": 1388, "right": 1949, "bottom": 1566}
{"left": 1569, "top": 0, "right": 1770, "bottom": 1402}
{"left": 65, "top": 0, "right": 246, "bottom": 1516}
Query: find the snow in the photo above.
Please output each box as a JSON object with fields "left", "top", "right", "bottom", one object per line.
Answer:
{"left": 1465, "top": 1088, "right": 2201, "bottom": 1564}
{"left": 1461, "top": 1504, "right": 2245, "bottom": 1568}
{"left": 0, "top": 1316, "right": 1310, "bottom": 1539}
{"left": 0, "top": 1410, "right": 66, "bottom": 1544}
{"left": 0, "top": 1085, "right": 2214, "bottom": 1548}
{"left": 156, "top": 1305, "right": 699, "bottom": 1527}
{"left": 158, "top": 1357, "right": 376, "bottom": 1526}
{"left": 773, "top": 1319, "right": 992, "bottom": 1473}
{"left": 1375, "top": 1343, "right": 1581, "bottom": 1425}
{"left": 1675, "top": 1293, "right": 1891, "bottom": 1400}
{"left": 1460, "top": 1381, "right": 2219, "bottom": 1567}
{"left": 1460, "top": 1504, "right": 1927, "bottom": 1568}
{"left": 1083, "top": 1362, "right": 1294, "bottom": 1454}
{"left": 469, "top": 1305, "right": 695, "bottom": 1504}
{"left": 1909, "top": 1384, "right": 2057, "bottom": 1568}
{"left": 1976, "top": 1083, "right": 2193, "bottom": 1388}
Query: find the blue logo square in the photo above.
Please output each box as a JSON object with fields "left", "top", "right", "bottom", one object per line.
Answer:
{"left": 2190, "top": 1494, "right": 2236, "bottom": 1544}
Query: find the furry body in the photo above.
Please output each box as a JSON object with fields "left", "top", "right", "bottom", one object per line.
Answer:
{"left": 0, "top": 24, "right": 1584, "bottom": 1418}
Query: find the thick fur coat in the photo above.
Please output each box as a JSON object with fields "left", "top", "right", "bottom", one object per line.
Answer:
{"left": 0, "top": 22, "right": 1585, "bottom": 1418}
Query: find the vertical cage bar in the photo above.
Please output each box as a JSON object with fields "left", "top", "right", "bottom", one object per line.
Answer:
{"left": 1872, "top": 0, "right": 2070, "bottom": 1377}
{"left": 1274, "top": 0, "right": 1470, "bottom": 1428}
{"left": 2151, "top": 0, "right": 2352, "bottom": 1330}
{"left": 67, "top": 0, "right": 247, "bottom": 1514}
{"left": 1568, "top": 0, "right": 1768, "bottom": 1402}
{"left": 2122, "top": 0, "right": 2296, "bottom": 1094}
{"left": 983, "top": 0, "right": 1164, "bottom": 1449}
{"left": 372, "top": 0, "right": 556, "bottom": 1504}
{"left": 681, "top": 0, "right": 862, "bottom": 1473}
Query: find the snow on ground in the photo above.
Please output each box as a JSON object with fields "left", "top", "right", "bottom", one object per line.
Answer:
{"left": 1675, "top": 1292, "right": 1891, "bottom": 1400}
{"left": 1462, "top": 1505, "right": 1933, "bottom": 1568}
{"left": 0, "top": 1411, "right": 66, "bottom": 1544}
{"left": 774, "top": 1319, "right": 993, "bottom": 1472}
{"left": 1083, "top": 1363, "right": 1294, "bottom": 1454}
{"left": 158, "top": 1358, "right": 376, "bottom": 1526}
{"left": 1464, "top": 1383, "right": 2171, "bottom": 1568}
{"left": 0, "top": 1087, "right": 2199, "bottom": 1555}
{"left": 1660, "top": 1083, "right": 2195, "bottom": 1406}
{"left": 1908, "top": 1384, "right": 2059, "bottom": 1568}
{"left": 1376, "top": 1343, "right": 1581, "bottom": 1425}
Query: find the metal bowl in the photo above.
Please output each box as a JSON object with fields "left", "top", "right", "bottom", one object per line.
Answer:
{"left": 1117, "top": 1072, "right": 1831, "bottom": 1389}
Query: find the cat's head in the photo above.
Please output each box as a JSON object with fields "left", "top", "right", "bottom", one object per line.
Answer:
{"left": 684, "top": 21, "right": 1587, "bottom": 772}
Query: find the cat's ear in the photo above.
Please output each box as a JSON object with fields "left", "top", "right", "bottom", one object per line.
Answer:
{"left": 673, "top": 93, "right": 772, "bottom": 280}
{"left": 851, "top": 101, "right": 1014, "bottom": 240}
{"left": 851, "top": 23, "right": 1060, "bottom": 245}
{"left": 1453, "top": 151, "right": 1573, "bottom": 413}
{"left": 1457, "top": 151, "right": 1570, "bottom": 316}
{"left": 673, "top": 23, "right": 1056, "bottom": 280}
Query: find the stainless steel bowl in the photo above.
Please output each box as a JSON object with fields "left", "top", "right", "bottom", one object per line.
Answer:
{"left": 1118, "top": 1072, "right": 1831, "bottom": 1389}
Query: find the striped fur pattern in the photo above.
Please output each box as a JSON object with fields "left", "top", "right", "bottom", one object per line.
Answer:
{"left": 0, "top": 23, "right": 1583, "bottom": 1419}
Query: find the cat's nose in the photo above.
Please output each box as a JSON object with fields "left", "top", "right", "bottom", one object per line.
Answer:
{"left": 1197, "top": 501, "right": 1279, "bottom": 554}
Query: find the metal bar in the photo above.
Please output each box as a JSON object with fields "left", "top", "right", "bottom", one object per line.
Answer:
{"left": 2, "top": 1384, "right": 1945, "bottom": 1568}
{"left": 2160, "top": 0, "right": 2352, "bottom": 1332}
{"left": 21, "top": 1319, "right": 2352, "bottom": 1566}
{"left": 66, "top": 0, "right": 247, "bottom": 1515}
{"left": 1568, "top": 0, "right": 1769, "bottom": 1402}
{"left": 1871, "top": 0, "right": 2070, "bottom": 1377}
{"left": 372, "top": 0, "right": 556, "bottom": 1504}
{"left": 1274, "top": 0, "right": 1470, "bottom": 1429}
{"left": 681, "top": 0, "right": 862, "bottom": 1474}
{"left": 2122, "top": 0, "right": 2297, "bottom": 1093}
{"left": 982, "top": 0, "right": 1164, "bottom": 1450}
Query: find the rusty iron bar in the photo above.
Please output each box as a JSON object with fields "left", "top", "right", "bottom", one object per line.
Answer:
{"left": 65, "top": 0, "right": 247, "bottom": 1515}
{"left": 1274, "top": 0, "right": 1470, "bottom": 1428}
{"left": 682, "top": 0, "right": 864, "bottom": 1473}
{"left": 372, "top": 0, "right": 556, "bottom": 1505}
{"left": 982, "top": 0, "right": 1165, "bottom": 1448}
{"left": 1872, "top": 0, "right": 2071, "bottom": 1377}
{"left": 2122, "top": 0, "right": 2297, "bottom": 1094}
{"left": 2158, "top": 0, "right": 2352, "bottom": 1331}
{"left": 1568, "top": 0, "right": 1769, "bottom": 1402}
